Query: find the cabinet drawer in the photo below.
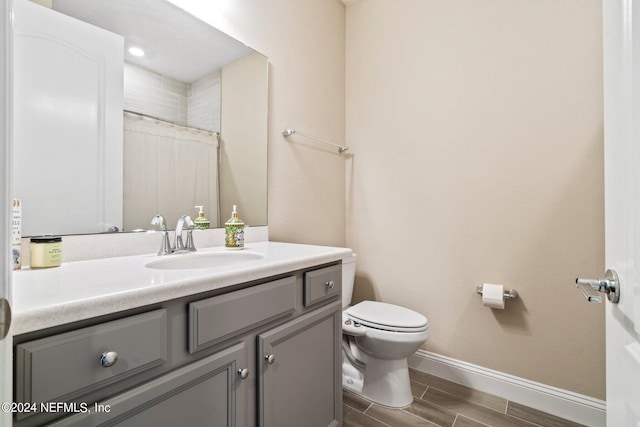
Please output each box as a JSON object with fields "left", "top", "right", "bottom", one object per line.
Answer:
{"left": 304, "top": 264, "right": 341, "bottom": 307}
{"left": 50, "top": 343, "right": 247, "bottom": 427}
{"left": 189, "top": 276, "right": 296, "bottom": 353}
{"left": 15, "top": 309, "right": 168, "bottom": 406}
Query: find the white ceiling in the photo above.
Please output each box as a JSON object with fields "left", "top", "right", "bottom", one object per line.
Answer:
{"left": 51, "top": 0, "right": 255, "bottom": 83}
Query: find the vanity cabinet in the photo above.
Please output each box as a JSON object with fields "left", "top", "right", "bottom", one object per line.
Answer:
{"left": 13, "top": 262, "right": 343, "bottom": 427}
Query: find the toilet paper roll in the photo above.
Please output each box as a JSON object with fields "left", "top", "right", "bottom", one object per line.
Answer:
{"left": 482, "top": 283, "right": 505, "bottom": 309}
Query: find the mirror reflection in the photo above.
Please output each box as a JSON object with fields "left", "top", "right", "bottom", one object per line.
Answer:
{"left": 13, "top": 0, "right": 268, "bottom": 236}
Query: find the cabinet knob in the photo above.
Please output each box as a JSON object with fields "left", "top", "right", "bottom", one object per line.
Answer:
{"left": 325, "top": 280, "right": 335, "bottom": 289}
{"left": 265, "top": 354, "right": 276, "bottom": 364}
{"left": 100, "top": 351, "right": 119, "bottom": 368}
{"left": 238, "top": 368, "right": 249, "bottom": 379}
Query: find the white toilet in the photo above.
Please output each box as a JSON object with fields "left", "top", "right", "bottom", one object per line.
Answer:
{"left": 341, "top": 254, "right": 430, "bottom": 408}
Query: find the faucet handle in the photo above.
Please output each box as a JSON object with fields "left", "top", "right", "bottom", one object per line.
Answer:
{"left": 151, "top": 215, "right": 171, "bottom": 256}
{"left": 182, "top": 215, "right": 196, "bottom": 252}
{"left": 158, "top": 231, "right": 171, "bottom": 256}
{"left": 151, "top": 214, "right": 167, "bottom": 231}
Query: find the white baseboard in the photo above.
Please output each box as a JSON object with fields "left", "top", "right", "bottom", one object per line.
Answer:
{"left": 408, "top": 350, "right": 606, "bottom": 427}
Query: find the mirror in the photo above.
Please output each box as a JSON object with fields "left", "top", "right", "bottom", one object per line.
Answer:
{"left": 13, "top": 0, "right": 268, "bottom": 236}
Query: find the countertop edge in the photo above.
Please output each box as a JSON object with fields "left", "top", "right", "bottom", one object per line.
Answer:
{"left": 11, "top": 243, "right": 352, "bottom": 336}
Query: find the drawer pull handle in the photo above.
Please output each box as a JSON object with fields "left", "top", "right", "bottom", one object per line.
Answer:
{"left": 100, "top": 351, "right": 119, "bottom": 367}
{"left": 325, "top": 280, "right": 335, "bottom": 289}
{"left": 238, "top": 368, "right": 250, "bottom": 379}
{"left": 265, "top": 354, "right": 276, "bottom": 364}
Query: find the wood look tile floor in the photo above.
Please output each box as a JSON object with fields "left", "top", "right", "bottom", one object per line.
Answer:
{"left": 342, "top": 369, "right": 587, "bottom": 427}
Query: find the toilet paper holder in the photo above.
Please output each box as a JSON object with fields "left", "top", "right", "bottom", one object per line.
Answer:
{"left": 476, "top": 284, "right": 519, "bottom": 300}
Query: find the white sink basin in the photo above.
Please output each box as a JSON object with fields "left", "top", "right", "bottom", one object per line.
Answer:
{"left": 145, "top": 251, "right": 264, "bottom": 270}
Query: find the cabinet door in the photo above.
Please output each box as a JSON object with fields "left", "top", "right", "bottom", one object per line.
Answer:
{"left": 51, "top": 343, "right": 248, "bottom": 427}
{"left": 258, "top": 301, "right": 342, "bottom": 427}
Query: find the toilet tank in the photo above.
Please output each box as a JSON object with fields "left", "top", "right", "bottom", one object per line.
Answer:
{"left": 341, "top": 253, "right": 357, "bottom": 308}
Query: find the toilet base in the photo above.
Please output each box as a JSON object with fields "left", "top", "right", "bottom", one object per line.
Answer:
{"left": 342, "top": 352, "right": 414, "bottom": 408}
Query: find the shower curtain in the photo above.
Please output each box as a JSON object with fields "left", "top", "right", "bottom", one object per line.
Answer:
{"left": 123, "top": 112, "right": 219, "bottom": 231}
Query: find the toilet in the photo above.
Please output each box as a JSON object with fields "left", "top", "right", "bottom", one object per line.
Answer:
{"left": 341, "top": 254, "right": 430, "bottom": 408}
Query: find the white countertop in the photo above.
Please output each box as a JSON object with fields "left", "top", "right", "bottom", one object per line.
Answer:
{"left": 11, "top": 241, "right": 352, "bottom": 336}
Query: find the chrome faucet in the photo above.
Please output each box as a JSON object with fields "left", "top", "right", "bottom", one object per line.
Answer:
{"left": 173, "top": 215, "right": 196, "bottom": 253}
{"left": 151, "top": 214, "right": 171, "bottom": 256}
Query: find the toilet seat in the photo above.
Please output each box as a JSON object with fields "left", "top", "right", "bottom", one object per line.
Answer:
{"left": 346, "top": 301, "right": 428, "bottom": 333}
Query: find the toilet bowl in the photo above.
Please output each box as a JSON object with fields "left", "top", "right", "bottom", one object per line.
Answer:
{"left": 341, "top": 254, "right": 429, "bottom": 408}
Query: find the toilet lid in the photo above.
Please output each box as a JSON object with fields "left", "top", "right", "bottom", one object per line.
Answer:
{"left": 346, "top": 301, "right": 428, "bottom": 332}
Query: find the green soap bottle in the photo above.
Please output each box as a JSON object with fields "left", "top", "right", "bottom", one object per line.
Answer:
{"left": 225, "top": 205, "right": 244, "bottom": 250}
{"left": 194, "top": 206, "right": 210, "bottom": 229}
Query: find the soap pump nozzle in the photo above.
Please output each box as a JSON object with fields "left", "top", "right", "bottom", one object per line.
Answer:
{"left": 193, "top": 205, "right": 210, "bottom": 230}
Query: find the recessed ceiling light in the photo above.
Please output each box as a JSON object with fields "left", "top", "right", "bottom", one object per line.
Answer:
{"left": 128, "top": 47, "right": 145, "bottom": 57}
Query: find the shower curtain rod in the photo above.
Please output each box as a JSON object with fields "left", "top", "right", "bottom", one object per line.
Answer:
{"left": 123, "top": 110, "right": 219, "bottom": 137}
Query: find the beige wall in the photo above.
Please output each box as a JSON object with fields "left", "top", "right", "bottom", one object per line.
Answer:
{"left": 173, "top": 0, "right": 605, "bottom": 399}
{"left": 346, "top": 0, "right": 605, "bottom": 399}
{"left": 170, "top": 0, "right": 347, "bottom": 247}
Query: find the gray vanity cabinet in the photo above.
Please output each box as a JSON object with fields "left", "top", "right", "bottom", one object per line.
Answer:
{"left": 13, "top": 262, "right": 343, "bottom": 427}
{"left": 258, "top": 300, "right": 342, "bottom": 427}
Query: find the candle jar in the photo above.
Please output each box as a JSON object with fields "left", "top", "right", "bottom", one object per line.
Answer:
{"left": 30, "top": 236, "right": 62, "bottom": 268}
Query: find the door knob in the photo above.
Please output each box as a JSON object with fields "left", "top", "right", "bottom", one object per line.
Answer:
{"left": 575, "top": 269, "right": 620, "bottom": 303}
{"left": 0, "top": 298, "right": 10, "bottom": 340}
{"left": 265, "top": 354, "right": 275, "bottom": 364}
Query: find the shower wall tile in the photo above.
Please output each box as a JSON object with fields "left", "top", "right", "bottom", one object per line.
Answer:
{"left": 189, "top": 70, "right": 221, "bottom": 131}
{"left": 124, "top": 62, "right": 219, "bottom": 132}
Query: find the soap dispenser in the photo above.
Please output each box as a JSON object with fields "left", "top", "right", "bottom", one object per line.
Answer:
{"left": 225, "top": 205, "right": 244, "bottom": 250}
{"left": 194, "top": 206, "right": 210, "bottom": 229}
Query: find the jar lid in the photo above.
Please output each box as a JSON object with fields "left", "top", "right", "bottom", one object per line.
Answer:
{"left": 30, "top": 236, "right": 62, "bottom": 243}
